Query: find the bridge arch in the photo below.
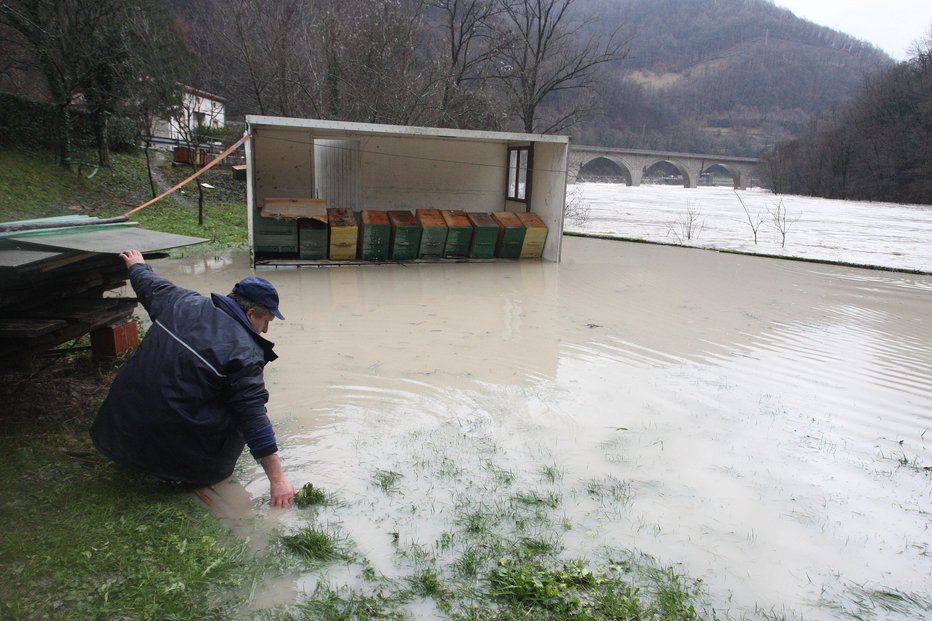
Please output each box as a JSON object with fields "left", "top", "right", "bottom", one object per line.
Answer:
{"left": 577, "top": 156, "right": 633, "bottom": 185}
{"left": 643, "top": 159, "right": 695, "bottom": 188}
{"left": 699, "top": 162, "right": 745, "bottom": 189}
{"left": 567, "top": 145, "right": 759, "bottom": 190}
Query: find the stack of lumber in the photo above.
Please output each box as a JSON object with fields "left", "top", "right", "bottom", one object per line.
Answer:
{"left": 0, "top": 243, "right": 136, "bottom": 368}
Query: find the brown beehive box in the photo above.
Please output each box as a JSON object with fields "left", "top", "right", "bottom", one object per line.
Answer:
{"left": 388, "top": 210, "right": 421, "bottom": 260}
{"left": 416, "top": 208, "right": 448, "bottom": 258}
{"left": 466, "top": 212, "right": 498, "bottom": 259}
{"left": 490, "top": 212, "right": 526, "bottom": 258}
{"left": 359, "top": 210, "right": 390, "bottom": 261}
{"left": 441, "top": 210, "right": 472, "bottom": 257}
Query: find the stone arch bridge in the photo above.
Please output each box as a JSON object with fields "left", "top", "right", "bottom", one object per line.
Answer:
{"left": 568, "top": 145, "right": 760, "bottom": 190}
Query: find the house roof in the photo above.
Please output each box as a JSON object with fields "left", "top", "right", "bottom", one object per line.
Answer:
{"left": 245, "top": 116, "right": 571, "bottom": 145}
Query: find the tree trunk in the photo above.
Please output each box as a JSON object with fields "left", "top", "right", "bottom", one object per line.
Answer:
{"left": 144, "top": 141, "right": 157, "bottom": 198}
{"left": 57, "top": 104, "right": 73, "bottom": 169}
{"left": 94, "top": 111, "right": 112, "bottom": 168}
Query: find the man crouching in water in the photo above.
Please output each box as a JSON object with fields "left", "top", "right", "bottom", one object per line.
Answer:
{"left": 91, "top": 249, "right": 295, "bottom": 507}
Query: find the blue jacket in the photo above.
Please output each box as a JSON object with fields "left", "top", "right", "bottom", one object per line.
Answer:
{"left": 91, "top": 264, "right": 279, "bottom": 485}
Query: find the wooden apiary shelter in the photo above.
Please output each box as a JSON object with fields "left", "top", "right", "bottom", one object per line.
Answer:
{"left": 244, "top": 116, "right": 569, "bottom": 265}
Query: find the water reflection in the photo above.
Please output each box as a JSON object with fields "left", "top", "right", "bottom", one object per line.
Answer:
{"left": 151, "top": 237, "right": 931, "bottom": 620}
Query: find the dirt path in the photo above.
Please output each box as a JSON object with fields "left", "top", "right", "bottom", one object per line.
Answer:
{"left": 146, "top": 150, "right": 195, "bottom": 211}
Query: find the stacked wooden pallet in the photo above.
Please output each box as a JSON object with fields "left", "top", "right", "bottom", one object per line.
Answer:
{"left": 0, "top": 243, "right": 136, "bottom": 368}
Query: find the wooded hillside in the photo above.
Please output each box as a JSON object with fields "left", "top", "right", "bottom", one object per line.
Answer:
{"left": 569, "top": 0, "right": 892, "bottom": 154}
{"left": 1, "top": 0, "right": 896, "bottom": 160}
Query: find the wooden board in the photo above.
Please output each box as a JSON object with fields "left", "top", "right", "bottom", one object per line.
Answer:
{"left": 261, "top": 197, "right": 328, "bottom": 220}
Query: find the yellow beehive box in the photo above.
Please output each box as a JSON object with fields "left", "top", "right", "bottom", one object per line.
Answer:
{"left": 327, "top": 208, "right": 358, "bottom": 260}
{"left": 516, "top": 211, "right": 548, "bottom": 258}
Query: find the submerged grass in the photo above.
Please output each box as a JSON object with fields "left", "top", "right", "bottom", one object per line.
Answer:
{"left": 295, "top": 583, "right": 406, "bottom": 620}
{"left": 293, "top": 482, "right": 334, "bottom": 508}
{"left": 372, "top": 469, "right": 404, "bottom": 494}
{"left": 281, "top": 525, "right": 352, "bottom": 564}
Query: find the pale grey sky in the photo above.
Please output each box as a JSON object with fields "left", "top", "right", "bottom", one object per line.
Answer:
{"left": 774, "top": 0, "right": 932, "bottom": 60}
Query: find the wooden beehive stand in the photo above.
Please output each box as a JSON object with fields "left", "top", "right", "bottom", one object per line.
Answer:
{"left": 0, "top": 248, "right": 138, "bottom": 368}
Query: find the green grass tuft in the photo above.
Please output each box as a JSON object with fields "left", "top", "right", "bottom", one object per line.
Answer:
{"left": 294, "top": 482, "right": 331, "bottom": 508}
{"left": 295, "top": 582, "right": 405, "bottom": 620}
{"left": 372, "top": 469, "right": 403, "bottom": 494}
{"left": 281, "top": 526, "right": 351, "bottom": 564}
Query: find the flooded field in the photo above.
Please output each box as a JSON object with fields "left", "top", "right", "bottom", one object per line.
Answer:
{"left": 566, "top": 183, "right": 932, "bottom": 274}
{"left": 152, "top": 236, "right": 931, "bottom": 620}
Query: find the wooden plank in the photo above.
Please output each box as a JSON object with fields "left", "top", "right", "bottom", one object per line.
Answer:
{"left": 0, "top": 318, "right": 69, "bottom": 338}
{"left": 261, "top": 197, "right": 328, "bottom": 220}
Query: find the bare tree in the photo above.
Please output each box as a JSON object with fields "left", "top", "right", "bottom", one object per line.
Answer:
{"left": 496, "top": 0, "right": 627, "bottom": 133}
{"left": 123, "top": 6, "right": 188, "bottom": 197}
{"left": 1, "top": 0, "right": 183, "bottom": 168}
{"left": 668, "top": 201, "right": 703, "bottom": 243}
{"left": 770, "top": 198, "right": 795, "bottom": 248}
{"left": 1, "top": 0, "right": 91, "bottom": 166}
{"left": 210, "top": 0, "right": 315, "bottom": 117}
{"left": 563, "top": 184, "right": 591, "bottom": 226}
{"left": 425, "top": 0, "right": 507, "bottom": 128}
{"left": 172, "top": 86, "right": 224, "bottom": 225}
{"left": 734, "top": 191, "right": 765, "bottom": 244}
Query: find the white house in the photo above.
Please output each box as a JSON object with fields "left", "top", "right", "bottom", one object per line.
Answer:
{"left": 150, "top": 86, "right": 226, "bottom": 143}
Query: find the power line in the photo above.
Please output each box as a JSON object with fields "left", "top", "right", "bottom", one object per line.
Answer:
{"left": 255, "top": 132, "right": 570, "bottom": 175}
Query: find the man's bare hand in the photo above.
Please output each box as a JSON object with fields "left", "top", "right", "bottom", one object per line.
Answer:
{"left": 270, "top": 478, "right": 296, "bottom": 508}
{"left": 260, "top": 453, "right": 295, "bottom": 508}
{"left": 119, "top": 249, "right": 145, "bottom": 269}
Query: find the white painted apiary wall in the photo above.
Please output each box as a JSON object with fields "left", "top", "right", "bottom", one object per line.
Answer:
{"left": 359, "top": 136, "right": 506, "bottom": 213}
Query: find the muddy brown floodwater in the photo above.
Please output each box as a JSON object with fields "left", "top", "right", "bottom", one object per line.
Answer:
{"left": 147, "top": 236, "right": 931, "bottom": 620}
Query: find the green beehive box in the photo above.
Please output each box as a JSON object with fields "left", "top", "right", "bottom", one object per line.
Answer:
{"left": 359, "top": 210, "right": 390, "bottom": 261}
{"left": 254, "top": 213, "right": 298, "bottom": 253}
{"left": 298, "top": 217, "right": 328, "bottom": 259}
{"left": 416, "top": 208, "right": 448, "bottom": 258}
{"left": 491, "top": 212, "right": 527, "bottom": 259}
{"left": 466, "top": 212, "right": 498, "bottom": 259}
{"left": 388, "top": 210, "right": 421, "bottom": 260}
{"left": 441, "top": 210, "right": 473, "bottom": 258}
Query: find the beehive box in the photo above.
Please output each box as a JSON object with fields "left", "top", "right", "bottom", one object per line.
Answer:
{"left": 441, "top": 210, "right": 473, "bottom": 258}
{"left": 254, "top": 213, "right": 298, "bottom": 253}
{"left": 327, "top": 208, "right": 358, "bottom": 260}
{"left": 466, "top": 212, "right": 498, "bottom": 259}
{"left": 298, "top": 216, "right": 328, "bottom": 260}
{"left": 516, "top": 211, "right": 548, "bottom": 259}
{"left": 491, "top": 212, "right": 526, "bottom": 258}
{"left": 359, "top": 210, "right": 390, "bottom": 261}
{"left": 388, "top": 210, "right": 421, "bottom": 260}
{"left": 416, "top": 209, "right": 448, "bottom": 258}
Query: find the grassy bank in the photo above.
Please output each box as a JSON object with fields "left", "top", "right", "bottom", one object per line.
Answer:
{"left": 0, "top": 147, "right": 256, "bottom": 619}
{"left": 0, "top": 146, "right": 248, "bottom": 246}
{"left": 0, "top": 354, "right": 264, "bottom": 620}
